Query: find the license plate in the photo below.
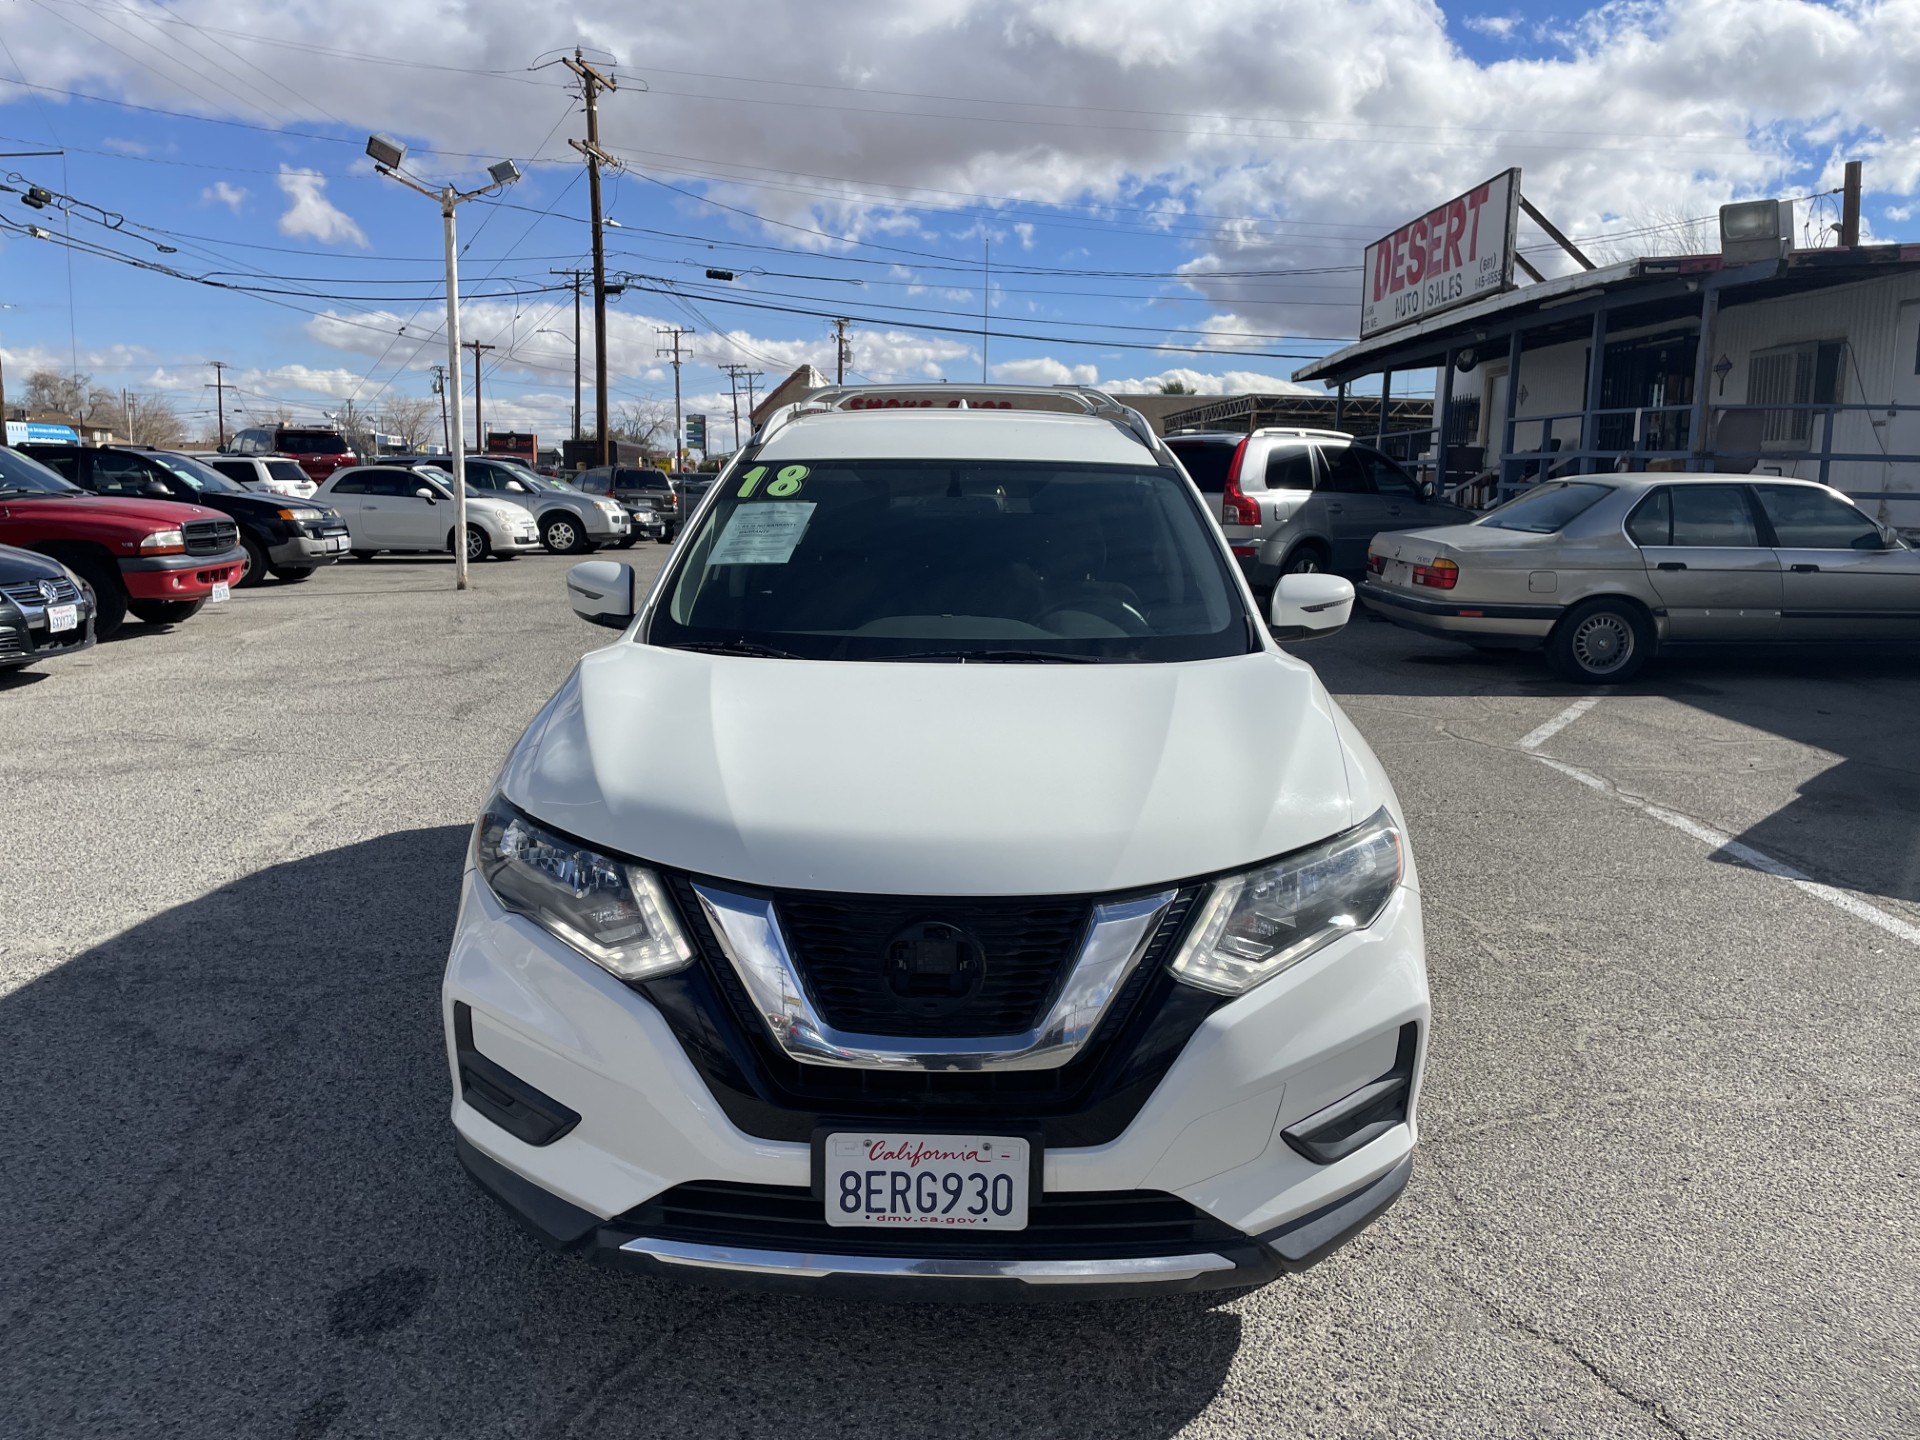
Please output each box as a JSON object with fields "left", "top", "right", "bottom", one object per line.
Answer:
{"left": 1386, "top": 559, "right": 1413, "bottom": 587}
{"left": 327, "top": 535, "right": 349, "bottom": 551}
{"left": 823, "top": 1132, "right": 1030, "bottom": 1230}
{"left": 47, "top": 602, "right": 77, "bottom": 633}
{"left": 210, "top": 581, "right": 231, "bottom": 602}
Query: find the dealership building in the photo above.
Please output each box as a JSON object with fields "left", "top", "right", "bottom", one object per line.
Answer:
{"left": 1294, "top": 170, "right": 1920, "bottom": 531}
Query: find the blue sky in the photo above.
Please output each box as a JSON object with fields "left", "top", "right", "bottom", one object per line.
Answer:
{"left": 1, "top": 0, "right": 1914, "bottom": 448}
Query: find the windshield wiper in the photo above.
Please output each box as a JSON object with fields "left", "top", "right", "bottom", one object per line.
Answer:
{"left": 875, "top": 649, "right": 1099, "bottom": 664}
{"left": 669, "top": 638, "right": 805, "bottom": 660}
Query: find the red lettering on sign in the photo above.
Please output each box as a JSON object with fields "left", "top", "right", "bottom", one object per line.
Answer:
{"left": 1444, "top": 200, "right": 1467, "bottom": 270}
{"left": 1464, "top": 183, "right": 1491, "bottom": 261}
{"left": 1406, "top": 216, "right": 1427, "bottom": 286}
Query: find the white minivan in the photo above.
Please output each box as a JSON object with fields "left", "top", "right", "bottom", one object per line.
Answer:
{"left": 443, "top": 386, "right": 1429, "bottom": 1299}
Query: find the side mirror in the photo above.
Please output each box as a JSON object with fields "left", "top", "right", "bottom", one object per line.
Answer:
{"left": 141, "top": 479, "right": 171, "bottom": 498}
{"left": 414, "top": 487, "right": 436, "bottom": 501}
{"left": 567, "top": 560, "right": 637, "bottom": 630}
{"left": 1269, "top": 573, "right": 1354, "bottom": 643}
{"left": 1419, "top": 479, "right": 1437, "bottom": 500}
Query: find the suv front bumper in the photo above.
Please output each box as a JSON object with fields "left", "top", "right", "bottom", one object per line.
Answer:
{"left": 444, "top": 871, "right": 1428, "bottom": 1298}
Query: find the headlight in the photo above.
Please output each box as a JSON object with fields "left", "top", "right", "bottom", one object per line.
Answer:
{"left": 474, "top": 797, "right": 692, "bottom": 981}
{"left": 597, "top": 500, "right": 623, "bottom": 515}
{"left": 138, "top": 528, "right": 185, "bottom": 553}
{"left": 1169, "top": 808, "right": 1403, "bottom": 996}
{"left": 277, "top": 507, "right": 322, "bottom": 521}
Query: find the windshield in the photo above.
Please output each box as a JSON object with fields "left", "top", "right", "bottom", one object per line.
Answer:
{"left": 148, "top": 452, "right": 245, "bottom": 494}
{"left": 649, "top": 457, "right": 1251, "bottom": 663}
{"left": 277, "top": 431, "right": 349, "bottom": 455}
{"left": 0, "top": 446, "right": 82, "bottom": 496}
{"left": 420, "top": 472, "right": 492, "bottom": 502}
{"left": 1477, "top": 481, "right": 1612, "bottom": 533}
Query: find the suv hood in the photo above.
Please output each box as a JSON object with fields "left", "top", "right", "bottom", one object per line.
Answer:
{"left": 500, "top": 646, "right": 1358, "bottom": 896}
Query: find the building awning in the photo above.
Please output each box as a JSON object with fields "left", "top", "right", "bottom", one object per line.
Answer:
{"left": 1293, "top": 244, "right": 1920, "bottom": 387}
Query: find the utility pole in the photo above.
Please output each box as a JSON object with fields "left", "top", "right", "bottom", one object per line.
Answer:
{"left": 465, "top": 340, "right": 495, "bottom": 450}
{"left": 721, "top": 362, "right": 749, "bottom": 453}
{"left": 657, "top": 326, "right": 693, "bottom": 469}
{"left": 742, "top": 369, "right": 763, "bottom": 430}
{"left": 550, "top": 268, "right": 587, "bottom": 440}
{"left": 831, "top": 318, "right": 852, "bottom": 384}
{"left": 431, "top": 364, "right": 449, "bottom": 451}
{"left": 205, "top": 360, "right": 229, "bottom": 448}
{"left": 564, "top": 50, "right": 619, "bottom": 466}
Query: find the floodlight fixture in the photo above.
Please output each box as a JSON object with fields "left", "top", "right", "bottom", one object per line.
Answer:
{"left": 366, "top": 134, "right": 407, "bottom": 171}
{"left": 488, "top": 159, "right": 522, "bottom": 188}
{"left": 1720, "top": 199, "right": 1794, "bottom": 263}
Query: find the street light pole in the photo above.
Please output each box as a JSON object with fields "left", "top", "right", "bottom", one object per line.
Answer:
{"left": 368, "top": 134, "right": 520, "bottom": 591}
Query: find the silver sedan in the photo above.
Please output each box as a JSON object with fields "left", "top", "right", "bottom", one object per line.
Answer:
{"left": 1360, "top": 474, "right": 1919, "bottom": 683}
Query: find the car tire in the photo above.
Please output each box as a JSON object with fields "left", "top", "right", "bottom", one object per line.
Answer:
{"left": 1282, "top": 544, "right": 1329, "bottom": 575}
{"left": 615, "top": 535, "right": 638, "bottom": 550}
{"left": 541, "top": 515, "right": 586, "bottom": 554}
{"left": 239, "top": 534, "right": 270, "bottom": 587}
{"left": 271, "top": 566, "right": 316, "bottom": 583}
{"left": 72, "top": 557, "right": 129, "bottom": 641}
{"left": 653, "top": 533, "right": 672, "bottom": 545}
{"left": 350, "top": 549, "right": 377, "bottom": 561}
{"left": 1547, "top": 598, "right": 1652, "bottom": 684}
{"left": 129, "top": 598, "right": 207, "bottom": 626}
{"left": 453, "top": 525, "right": 490, "bottom": 563}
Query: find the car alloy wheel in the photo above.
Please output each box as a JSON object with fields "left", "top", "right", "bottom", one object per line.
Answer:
{"left": 543, "top": 517, "right": 580, "bottom": 553}
{"left": 1284, "top": 549, "right": 1325, "bottom": 575}
{"left": 465, "top": 525, "right": 488, "bottom": 562}
{"left": 1569, "top": 611, "right": 1633, "bottom": 675}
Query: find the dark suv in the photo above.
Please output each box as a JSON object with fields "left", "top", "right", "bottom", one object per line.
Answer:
{"left": 226, "top": 425, "right": 358, "bottom": 484}
{"left": 573, "top": 465, "right": 679, "bottom": 543}
{"left": 20, "top": 444, "right": 351, "bottom": 585}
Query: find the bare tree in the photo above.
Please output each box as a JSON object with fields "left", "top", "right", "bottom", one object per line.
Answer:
{"left": 378, "top": 395, "right": 436, "bottom": 450}
{"left": 90, "top": 391, "right": 183, "bottom": 447}
{"left": 614, "top": 398, "right": 674, "bottom": 456}
{"left": 22, "top": 370, "right": 92, "bottom": 418}
{"left": 332, "top": 397, "right": 378, "bottom": 457}
{"left": 1588, "top": 207, "right": 1720, "bottom": 264}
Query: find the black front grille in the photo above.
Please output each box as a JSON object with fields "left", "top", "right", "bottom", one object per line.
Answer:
{"left": 646, "top": 879, "right": 1222, "bottom": 1147}
{"left": 0, "top": 625, "right": 27, "bottom": 659}
{"left": 779, "top": 891, "right": 1089, "bottom": 1037}
{"left": 183, "top": 518, "right": 239, "bottom": 555}
{"left": 0, "top": 576, "right": 81, "bottom": 608}
{"left": 620, "top": 1179, "right": 1247, "bottom": 1258}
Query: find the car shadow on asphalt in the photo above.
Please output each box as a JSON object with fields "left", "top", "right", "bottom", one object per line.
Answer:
{"left": 0, "top": 827, "right": 1240, "bottom": 1440}
{"left": 1317, "top": 620, "right": 1920, "bottom": 908}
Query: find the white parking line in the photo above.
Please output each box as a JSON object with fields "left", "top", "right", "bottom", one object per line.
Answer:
{"left": 1519, "top": 697, "right": 1602, "bottom": 752}
{"left": 1533, "top": 755, "right": 1920, "bottom": 950}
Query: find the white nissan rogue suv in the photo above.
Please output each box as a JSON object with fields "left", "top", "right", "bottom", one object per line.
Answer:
{"left": 444, "top": 385, "right": 1429, "bottom": 1300}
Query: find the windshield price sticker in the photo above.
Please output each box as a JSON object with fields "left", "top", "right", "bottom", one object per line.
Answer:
{"left": 823, "top": 1132, "right": 1030, "bottom": 1230}
{"left": 708, "top": 502, "right": 816, "bottom": 565}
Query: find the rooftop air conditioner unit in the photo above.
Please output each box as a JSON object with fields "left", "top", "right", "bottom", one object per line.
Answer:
{"left": 1720, "top": 199, "right": 1794, "bottom": 264}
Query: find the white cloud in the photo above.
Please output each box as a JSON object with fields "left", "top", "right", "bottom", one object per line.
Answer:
{"left": 990, "top": 357, "right": 1099, "bottom": 386}
{"left": 275, "top": 166, "right": 367, "bottom": 248}
{"left": 1464, "top": 14, "right": 1522, "bottom": 40}
{"left": 200, "top": 181, "right": 248, "bottom": 213}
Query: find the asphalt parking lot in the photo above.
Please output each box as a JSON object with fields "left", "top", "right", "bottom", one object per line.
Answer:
{"left": 2, "top": 553, "right": 1916, "bottom": 1440}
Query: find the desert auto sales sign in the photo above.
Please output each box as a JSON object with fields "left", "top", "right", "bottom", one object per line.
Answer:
{"left": 1360, "top": 168, "right": 1521, "bottom": 339}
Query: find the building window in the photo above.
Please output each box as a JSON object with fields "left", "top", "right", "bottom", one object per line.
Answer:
{"left": 1747, "top": 340, "right": 1847, "bottom": 448}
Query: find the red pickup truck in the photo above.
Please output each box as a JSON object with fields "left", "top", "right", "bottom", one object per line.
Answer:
{"left": 0, "top": 446, "right": 245, "bottom": 639}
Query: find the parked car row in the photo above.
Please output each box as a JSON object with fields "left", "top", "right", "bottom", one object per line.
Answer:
{"left": 0, "top": 444, "right": 244, "bottom": 665}
{"left": 0, "top": 442, "right": 639, "bottom": 677}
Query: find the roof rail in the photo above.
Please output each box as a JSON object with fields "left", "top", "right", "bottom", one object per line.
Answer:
{"left": 753, "top": 384, "right": 1178, "bottom": 466}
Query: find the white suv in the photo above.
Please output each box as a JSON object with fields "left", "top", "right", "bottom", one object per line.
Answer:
{"left": 444, "top": 385, "right": 1428, "bottom": 1299}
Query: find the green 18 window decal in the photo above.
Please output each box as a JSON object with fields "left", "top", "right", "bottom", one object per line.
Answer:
{"left": 737, "top": 464, "right": 808, "bottom": 498}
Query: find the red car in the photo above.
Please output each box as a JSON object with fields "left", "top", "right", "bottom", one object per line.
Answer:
{"left": 0, "top": 446, "right": 245, "bottom": 639}
{"left": 226, "top": 424, "right": 357, "bottom": 484}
